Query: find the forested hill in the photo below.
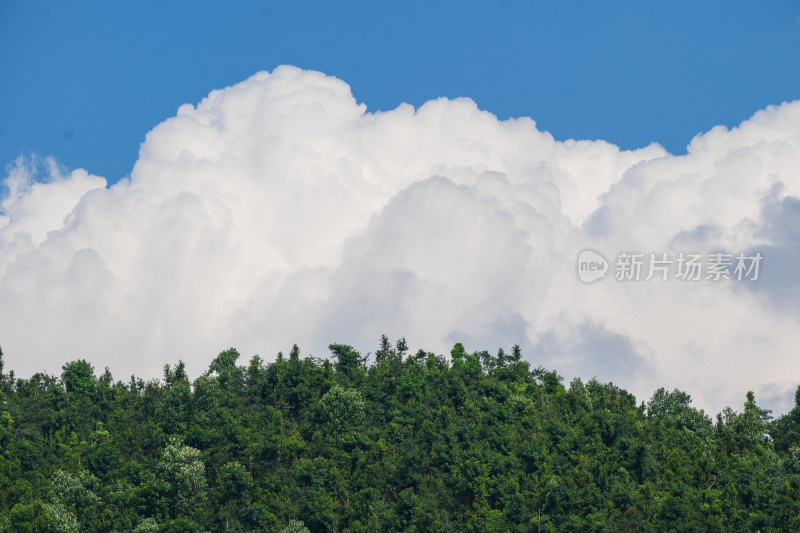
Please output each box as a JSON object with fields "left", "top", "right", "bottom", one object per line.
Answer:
{"left": 1, "top": 338, "right": 799, "bottom": 532}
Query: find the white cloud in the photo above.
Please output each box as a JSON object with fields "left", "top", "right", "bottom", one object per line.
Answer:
{"left": 2, "top": 65, "right": 799, "bottom": 414}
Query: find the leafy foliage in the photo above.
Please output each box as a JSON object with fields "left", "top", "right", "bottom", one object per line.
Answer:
{"left": 0, "top": 339, "right": 797, "bottom": 531}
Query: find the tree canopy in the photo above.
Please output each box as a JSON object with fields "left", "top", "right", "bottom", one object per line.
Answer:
{"left": 0, "top": 339, "right": 797, "bottom": 532}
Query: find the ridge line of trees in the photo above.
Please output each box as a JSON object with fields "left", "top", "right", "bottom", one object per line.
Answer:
{"left": 0, "top": 338, "right": 799, "bottom": 532}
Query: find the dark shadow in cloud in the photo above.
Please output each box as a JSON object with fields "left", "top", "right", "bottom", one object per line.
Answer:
{"left": 530, "top": 320, "right": 651, "bottom": 386}
{"left": 446, "top": 312, "right": 531, "bottom": 354}
{"left": 753, "top": 383, "right": 796, "bottom": 419}
{"left": 582, "top": 204, "right": 613, "bottom": 238}
{"left": 669, "top": 223, "right": 725, "bottom": 251}
{"left": 737, "top": 193, "right": 800, "bottom": 310}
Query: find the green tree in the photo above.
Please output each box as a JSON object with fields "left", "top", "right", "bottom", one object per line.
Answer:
{"left": 318, "top": 385, "right": 365, "bottom": 445}
{"left": 281, "top": 519, "right": 311, "bottom": 533}
{"left": 219, "top": 461, "right": 253, "bottom": 527}
{"left": 61, "top": 360, "right": 96, "bottom": 396}
{"left": 329, "top": 344, "right": 364, "bottom": 386}
{"left": 158, "top": 438, "right": 208, "bottom": 520}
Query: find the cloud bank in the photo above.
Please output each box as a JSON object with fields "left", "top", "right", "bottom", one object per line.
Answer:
{"left": 2, "top": 66, "right": 799, "bottom": 414}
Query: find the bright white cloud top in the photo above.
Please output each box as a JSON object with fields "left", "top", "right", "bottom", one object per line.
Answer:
{"left": 2, "top": 66, "right": 799, "bottom": 414}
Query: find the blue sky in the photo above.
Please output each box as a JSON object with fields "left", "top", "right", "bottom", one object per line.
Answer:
{"left": 2, "top": 1, "right": 800, "bottom": 414}
{"left": 2, "top": 0, "right": 799, "bottom": 184}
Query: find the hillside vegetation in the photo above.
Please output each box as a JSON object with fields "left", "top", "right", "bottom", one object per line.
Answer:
{"left": 1, "top": 338, "right": 799, "bottom": 532}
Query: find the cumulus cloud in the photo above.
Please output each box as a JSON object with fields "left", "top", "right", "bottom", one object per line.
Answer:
{"left": 1, "top": 65, "right": 799, "bottom": 414}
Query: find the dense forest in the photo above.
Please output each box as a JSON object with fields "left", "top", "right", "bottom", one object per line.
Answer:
{"left": 0, "top": 337, "right": 799, "bottom": 532}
